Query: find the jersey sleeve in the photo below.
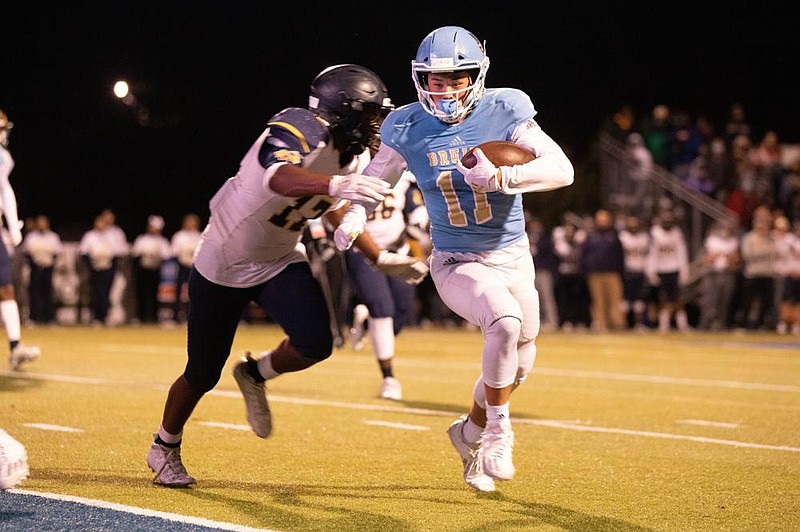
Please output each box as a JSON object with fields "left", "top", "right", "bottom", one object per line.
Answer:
{"left": 258, "top": 108, "right": 330, "bottom": 168}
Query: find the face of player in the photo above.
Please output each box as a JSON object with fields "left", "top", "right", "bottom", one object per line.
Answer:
{"left": 426, "top": 72, "right": 472, "bottom": 120}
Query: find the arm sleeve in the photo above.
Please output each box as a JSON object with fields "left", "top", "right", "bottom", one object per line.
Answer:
{"left": 497, "top": 122, "right": 574, "bottom": 194}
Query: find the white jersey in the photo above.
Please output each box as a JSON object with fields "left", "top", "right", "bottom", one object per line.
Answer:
{"left": 171, "top": 228, "right": 202, "bottom": 267}
{"left": 618, "top": 229, "right": 650, "bottom": 273}
{"left": 703, "top": 232, "right": 739, "bottom": 272}
{"left": 0, "top": 145, "right": 21, "bottom": 245}
{"left": 646, "top": 225, "right": 689, "bottom": 277}
{"left": 194, "top": 108, "right": 368, "bottom": 288}
{"left": 363, "top": 171, "right": 427, "bottom": 253}
{"left": 23, "top": 229, "right": 63, "bottom": 268}
{"left": 132, "top": 233, "right": 172, "bottom": 270}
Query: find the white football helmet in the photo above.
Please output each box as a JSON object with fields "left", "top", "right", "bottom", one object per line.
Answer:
{"left": 411, "top": 26, "right": 490, "bottom": 124}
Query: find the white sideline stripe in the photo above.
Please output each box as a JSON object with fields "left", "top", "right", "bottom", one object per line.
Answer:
{"left": 206, "top": 391, "right": 800, "bottom": 453}
{"left": 364, "top": 420, "right": 429, "bottom": 431}
{"left": 534, "top": 368, "right": 800, "bottom": 393}
{"left": 199, "top": 421, "right": 251, "bottom": 431}
{"left": 677, "top": 419, "right": 740, "bottom": 428}
{"left": 23, "top": 423, "right": 83, "bottom": 433}
{"left": 8, "top": 490, "right": 279, "bottom": 531}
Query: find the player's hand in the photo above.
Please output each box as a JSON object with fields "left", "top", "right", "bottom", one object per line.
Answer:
{"left": 455, "top": 148, "right": 503, "bottom": 193}
{"left": 328, "top": 174, "right": 391, "bottom": 205}
{"left": 333, "top": 205, "right": 367, "bottom": 251}
{"left": 374, "top": 250, "right": 429, "bottom": 285}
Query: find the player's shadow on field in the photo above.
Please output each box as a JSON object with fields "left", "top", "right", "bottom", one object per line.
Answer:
{"left": 31, "top": 469, "right": 652, "bottom": 531}
{"left": 0, "top": 373, "right": 45, "bottom": 392}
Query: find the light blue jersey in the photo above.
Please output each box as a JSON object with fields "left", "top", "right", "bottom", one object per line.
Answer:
{"left": 381, "top": 88, "right": 536, "bottom": 253}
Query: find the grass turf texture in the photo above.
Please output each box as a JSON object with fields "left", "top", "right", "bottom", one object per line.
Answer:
{"left": 1, "top": 325, "right": 799, "bottom": 531}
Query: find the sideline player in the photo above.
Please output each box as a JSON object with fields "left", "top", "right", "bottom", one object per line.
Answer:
{"left": 333, "top": 27, "right": 574, "bottom": 491}
{"left": 0, "top": 109, "right": 40, "bottom": 370}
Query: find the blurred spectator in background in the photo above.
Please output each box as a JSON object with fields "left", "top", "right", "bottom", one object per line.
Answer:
{"left": 735, "top": 206, "right": 776, "bottom": 330}
{"left": 526, "top": 213, "right": 559, "bottom": 332}
{"left": 668, "top": 109, "right": 703, "bottom": 182}
{"left": 618, "top": 214, "right": 651, "bottom": 330}
{"left": 23, "top": 215, "right": 62, "bottom": 324}
{"left": 604, "top": 104, "right": 636, "bottom": 142}
{"left": 706, "top": 136, "right": 737, "bottom": 203}
{"left": 580, "top": 209, "right": 625, "bottom": 332}
{"left": 698, "top": 220, "right": 740, "bottom": 330}
{"left": 553, "top": 215, "right": 590, "bottom": 330}
{"left": 625, "top": 132, "right": 654, "bottom": 214}
{"left": 772, "top": 216, "right": 800, "bottom": 335}
{"left": 749, "top": 130, "right": 784, "bottom": 208}
{"left": 646, "top": 209, "right": 690, "bottom": 332}
{"left": 643, "top": 104, "right": 671, "bottom": 168}
{"left": 131, "top": 215, "right": 172, "bottom": 324}
{"left": 723, "top": 103, "right": 752, "bottom": 150}
{"left": 170, "top": 213, "right": 202, "bottom": 324}
{"left": 79, "top": 214, "right": 122, "bottom": 325}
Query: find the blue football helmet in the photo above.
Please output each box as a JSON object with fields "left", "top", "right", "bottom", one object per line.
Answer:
{"left": 411, "top": 26, "right": 490, "bottom": 124}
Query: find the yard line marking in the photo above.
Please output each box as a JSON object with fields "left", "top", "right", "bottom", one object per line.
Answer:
{"left": 205, "top": 391, "right": 800, "bottom": 453}
{"left": 23, "top": 423, "right": 84, "bottom": 433}
{"left": 364, "top": 420, "right": 429, "bottom": 431}
{"left": 8, "top": 490, "right": 279, "bottom": 531}
{"left": 677, "top": 419, "right": 740, "bottom": 428}
{"left": 1, "top": 372, "right": 109, "bottom": 384}
{"left": 534, "top": 368, "right": 800, "bottom": 393}
{"left": 522, "top": 419, "right": 800, "bottom": 453}
{"left": 199, "top": 421, "right": 251, "bottom": 431}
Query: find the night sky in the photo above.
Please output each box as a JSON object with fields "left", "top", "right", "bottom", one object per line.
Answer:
{"left": 3, "top": 2, "right": 795, "bottom": 240}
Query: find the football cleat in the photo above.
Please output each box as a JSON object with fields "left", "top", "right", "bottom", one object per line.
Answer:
{"left": 0, "top": 429, "right": 29, "bottom": 490}
{"left": 146, "top": 436, "right": 195, "bottom": 488}
{"left": 447, "top": 416, "right": 495, "bottom": 492}
{"left": 233, "top": 353, "right": 272, "bottom": 438}
{"left": 379, "top": 376, "right": 402, "bottom": 401}
{"left": 349, "top": 304, "right": 369, "bottom": 351}
{"left": 9, "top": 344, "right": 41, "bottom": 371}
{"left": 482, "top": 418, "right": 515, "bottom": 480}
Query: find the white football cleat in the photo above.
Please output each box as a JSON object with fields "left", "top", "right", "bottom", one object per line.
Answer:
{"left": 447, "top": 416, "right": 495, "bottom": 492}
{"left": 349, "top": 304, "right": 369, "bottom": 351}
{"left": 0, "top": 429, "right": 29, "bottom": 490}
{"left": 146, "top": 436, "right": 195, "bottom": 488}
{"left": 233, "top": 354, "right": 272, "bottom": 438}
{"left": 9, "top": 344, "right": 41, "bottom": 371}
{"left": 379, "top": 376, "right": 402, "bottom": 401}
{"left": 482, "top": 418, "right": 515, "bottom": 480}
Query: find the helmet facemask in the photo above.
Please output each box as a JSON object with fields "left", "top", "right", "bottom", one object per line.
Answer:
{"left": 412, "top": 67, "right": 487, "bottom": 124}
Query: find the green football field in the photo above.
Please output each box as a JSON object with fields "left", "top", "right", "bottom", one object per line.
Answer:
{"left": 2, "top": 324, "right": 799, "bottom": 531}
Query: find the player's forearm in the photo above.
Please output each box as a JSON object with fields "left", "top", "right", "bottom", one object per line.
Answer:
{"left": 268, "top": 162, "right": 331, "bottom": 197}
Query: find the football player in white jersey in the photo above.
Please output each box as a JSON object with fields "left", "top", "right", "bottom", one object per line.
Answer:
{"left": 146, "top": 65, "right": 423, "bottom": 487}
{"left": 333, "top": 27, "right": 574, "bottom": 491}
{"left": 0, "top": 109, "right": 41, "bottom": 371}
{"left": 342, "top": 171, "right": 429, "bottom": 400}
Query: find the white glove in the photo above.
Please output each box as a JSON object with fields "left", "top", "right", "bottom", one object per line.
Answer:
{"left": 374, "top": 250, "right": 429, "bottom": 285}
{"left": 333, "top": 205, "right": 367, "bottom": 251}
{"left": 9, "top": 220, "right": 23, "bottom": 247}
{"left": 455, "top": 148, "right": 503, "bottom": 193}
{"left": 328, "top": 174, "right": 391, "bottom": 204}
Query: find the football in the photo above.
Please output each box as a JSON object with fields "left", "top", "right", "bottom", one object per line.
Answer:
{"left": 460, "top": 140, "right": 535, "bottom": 169}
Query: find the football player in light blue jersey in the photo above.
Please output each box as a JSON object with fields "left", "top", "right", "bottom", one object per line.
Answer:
{"left": 334, "top": 26, "right": 574, "bottom": 492}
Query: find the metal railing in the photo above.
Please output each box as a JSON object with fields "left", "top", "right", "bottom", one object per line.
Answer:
{"left": 597, "top": 133, "right": 739, "bottom": 299}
